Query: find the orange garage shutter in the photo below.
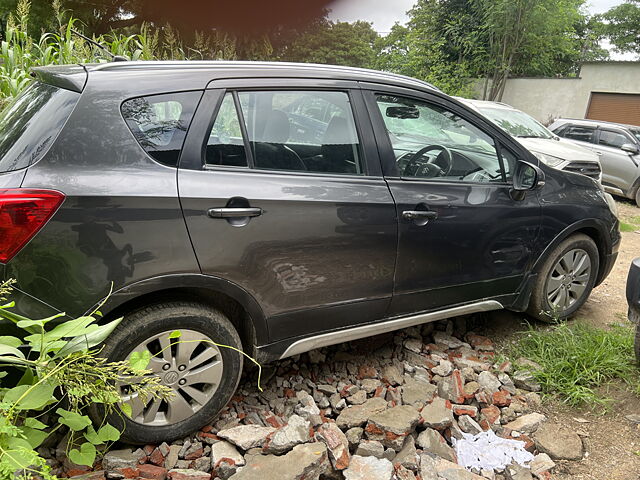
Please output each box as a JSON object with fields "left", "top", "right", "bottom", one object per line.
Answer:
{"left": 586, "top": 92, "right": 640, "bottom": 127}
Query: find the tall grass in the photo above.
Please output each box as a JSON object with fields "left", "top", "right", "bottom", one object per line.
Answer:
{"left": 511, "top": 321, "right": 637, "bottom": 407}
{"left": 0, "top": 0, "right": 250, "bottom": 107}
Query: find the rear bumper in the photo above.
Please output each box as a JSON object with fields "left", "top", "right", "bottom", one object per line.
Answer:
{"left": 627, "top": 258, "right": 640, "bottom": 324}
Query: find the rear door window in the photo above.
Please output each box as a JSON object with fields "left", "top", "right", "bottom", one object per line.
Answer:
{"left": 237, "top": 90, "right": 363, "bottom": 175}
{"left": 0, "top": 82, "right": 79, "bottom": 172}
{"left": 560, "top": 125, "right": 596, "bottom": 143}
{"left": 122, "top": 91, "right": 202, "bottom": 167}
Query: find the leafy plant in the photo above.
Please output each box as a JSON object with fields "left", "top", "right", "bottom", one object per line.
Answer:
{"left": 511, "top": 321, "right": 638, "bottom": 407}
{"left": 0, "top": 279, "right": 171, "bottom": 479}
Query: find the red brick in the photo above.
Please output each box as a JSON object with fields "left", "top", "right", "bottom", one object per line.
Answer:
{"left": 357, "top": 365, "right": 378, "bottom": 380}
{"left": 149, "top": 448, "right": 165, "bottom": 466}
{"left": 481, "top": 405, "right": 501, "bottom": 425}
{"left": 492, "top": 390, "right": 512, "bottom": 407}
{"left": 139, "top": 463, "right": 168, "bottom": 480}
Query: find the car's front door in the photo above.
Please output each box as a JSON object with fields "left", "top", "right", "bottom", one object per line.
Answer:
{"left": 363, "top": 88, "right": 541, "bottom": 316}
{"left": 178, "top": 81, "right": 397, "bottom": 342}
{"left": 594, "top": 128, "right": 640, "bottom": 193}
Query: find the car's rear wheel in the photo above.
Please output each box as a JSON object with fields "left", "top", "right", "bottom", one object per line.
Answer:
{"left": 528, "top": 234, "right": 599, "bottom": 322}
{"left": 634, "top": 186, "right": 640, "bottom": 208}
{"left": 90, "top": 301, "right": 243, "bottom": 444}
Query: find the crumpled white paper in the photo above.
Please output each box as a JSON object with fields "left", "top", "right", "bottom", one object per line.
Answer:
{"left": 452, "top": 430, "right": 534, "bottom": 471}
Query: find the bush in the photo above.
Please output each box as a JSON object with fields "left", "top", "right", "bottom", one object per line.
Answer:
{"left": 0, "top": 279, "right": 171, "bottom": 479}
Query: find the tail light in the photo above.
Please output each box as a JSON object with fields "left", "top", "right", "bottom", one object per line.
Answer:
{"left": 0, "top": 189, "right": 65, "bottom": 263}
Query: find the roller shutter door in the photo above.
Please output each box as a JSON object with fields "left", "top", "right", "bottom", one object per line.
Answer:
{"left": 586, "top": 92, "right": 640, "bottom": 127}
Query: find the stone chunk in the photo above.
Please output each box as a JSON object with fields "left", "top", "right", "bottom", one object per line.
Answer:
{"left": 457, "top": 415, "right": 483, "bottom": 435}
{"left": 512, "top": 371, "right": 541, "bottom": 392}
{"left": 217, "top": 425, "right": 276, "bottom": 451}
{"left": 533, "top": 423, "right": 583, "bottom": 460}
{"left": 343, "top": 455, "right": 393, "bottom": 480}
{"left": 393, "top": 436, "right": 418, "bottom": 471}
{"left": 477, "top": 371, "right": 501, "bottom": 394}
{"left": 381, "top": 364, "right": 404, "bottom": 386}
{"left": 102, "top": 449, "right": 139, "bottom": 471}
{"left": 315, "top": 422, "right": 350, "bottom": 470}
{"left": 503, "top": 413, "right": 546, "bottom": 434}
{"left": 416, "top": 428, "right": 456, "bottom": 463}
{"left": 530, "top": 453, "right": 556, "bottom": 476}
{"left": 229, "top": 442, "right": 329, "bottom": 480}
{"left": 365, "top": 405, "right": 420, "bottom": 450}
{"left": 263, "top": 414, "right": 311, "bottom": 454}
{"left": 167, "top": 470, "right": 211, "bottom": 480}
{"left": 354, "top": 440, "right": 385, "bottom": 458}
{"left": 432, "top": 359, "right": 453, "bottom": 377}
{"left": 438, "top": 370, "right": 465, "bottom": 404}
{"left": 211, "top": 441, "right": 245, "bottom": 469}
{"left": 420, "top": 397, "right": 454, "bottom": 430}
{"left": 402, "top": 377, "right": 437, "bottom": 405}
{"left": 336, "top": 397, "right": 388, "bottom": 429}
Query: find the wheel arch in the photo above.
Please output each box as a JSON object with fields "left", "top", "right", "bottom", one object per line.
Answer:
{"left": 91, "top": 274, "right": 268, "bottom": 358}
{"left": 532, "top": 219, "right": 611, "bottom": 286}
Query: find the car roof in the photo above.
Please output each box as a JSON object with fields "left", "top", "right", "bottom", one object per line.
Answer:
{"left": 32, "top": 60, "right": 442, "bottom": 96}
{"left": 554, "top": 117, "right": 640, "bottom": 131}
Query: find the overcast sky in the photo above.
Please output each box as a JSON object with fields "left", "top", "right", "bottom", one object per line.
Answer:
{"left": 328, "top": 0, "right": 626, "bottom": 33}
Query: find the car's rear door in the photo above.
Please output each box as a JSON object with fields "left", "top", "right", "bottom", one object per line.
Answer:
{"left": 178, "top": 79, "right": 397, "bottom": 343}
{"left": 362, "top": 85, "right": 542, "bottom": 316}
{"left": 593, "top": 128, "right": 640, "bottom": 194}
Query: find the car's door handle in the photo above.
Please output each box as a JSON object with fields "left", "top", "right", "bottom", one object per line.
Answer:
{"left": 402, "top": 210, "right": 438, "bottom": 221}
{"left": 595, "top": 151, "right": 603, "bottom": 156}
{"left": 208, "top": 207, "right": 263, "bottom": 219}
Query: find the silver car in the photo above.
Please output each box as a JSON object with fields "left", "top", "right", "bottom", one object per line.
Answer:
{"left": 458, "top": 99, "right": 603, "bottom": 184}
{"left": 550, "top": 118, "right": 640, "bottom": 205}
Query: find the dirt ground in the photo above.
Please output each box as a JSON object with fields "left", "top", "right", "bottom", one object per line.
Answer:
{"left": 486, "top": 199, "right": 640, "bottom": 480}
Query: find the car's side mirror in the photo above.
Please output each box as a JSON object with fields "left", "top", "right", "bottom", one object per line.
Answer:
{"left": 621, "top": 143, "right": 639, "bottom": 154}
{"left": 512, "top": 160, "right": 545, "bottom": 195}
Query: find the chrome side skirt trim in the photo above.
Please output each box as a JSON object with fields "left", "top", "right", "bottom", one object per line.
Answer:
{"left": 279, "top": 300, "right": 503, "bottom": 359}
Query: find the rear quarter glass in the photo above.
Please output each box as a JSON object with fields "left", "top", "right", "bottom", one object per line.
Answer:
{"left": 0, "top": 82, "right": 80, "bottom": 172}
{"left": 121, "top": 91, "right": 202, "bottom": 167}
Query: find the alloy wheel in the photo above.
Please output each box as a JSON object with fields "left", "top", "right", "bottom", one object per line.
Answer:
{"left": 119, "top": 329, "right": 223, "bottom": 426}
{"left": 546, "top": 248, "right": 591, "bottom": 313}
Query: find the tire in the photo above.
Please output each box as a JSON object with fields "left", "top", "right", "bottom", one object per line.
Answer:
{"left": 528, "top": 234, "right": 599, "bottom": 322}
{"left": 635, "top": 187, "right": 640, "bottom": 208}
{"left": 90, "top": 301, "right": 243, "bottom": 444}
{"left": 635, "top": 323, "right": 640, "bottom": 366}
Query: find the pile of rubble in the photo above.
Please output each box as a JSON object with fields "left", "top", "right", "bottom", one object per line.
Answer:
{"left": 58, "top": 318, "right": 586, "bottom": 480}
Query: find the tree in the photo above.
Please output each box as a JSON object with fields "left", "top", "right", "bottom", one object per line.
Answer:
{"left": 602, "top": 0, "right": 640, "bottom": 57}
{"left": 277, "top": 19, "right": 379, "bottom": 68}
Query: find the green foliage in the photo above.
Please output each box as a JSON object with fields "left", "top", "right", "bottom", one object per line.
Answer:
{"left": 0, "top": 279, "right": 171, "bottom": 479}
{"left": 511, "top": 321, "right": 638, "bottom": 407}
{"left": 376, "top": 0, "right": 608, "bottom": 99}
{"left": 601, "top": 0, "right": 640, "bottom": 56}
{"left": 278, "top": 19, "right": 379, "bottom": 69}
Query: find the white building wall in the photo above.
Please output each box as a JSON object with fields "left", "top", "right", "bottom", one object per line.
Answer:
{"left": 475, "top": 62, "right": 640, "bottom": 125}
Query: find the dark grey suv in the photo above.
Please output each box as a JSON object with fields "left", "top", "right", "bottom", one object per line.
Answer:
{"left": 0, "top": 61, "right": 620, "bottom": 443}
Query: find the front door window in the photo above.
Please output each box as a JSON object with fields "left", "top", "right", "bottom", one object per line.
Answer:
{"left": 375, "top": 94, "right": 512, "bottom": 182}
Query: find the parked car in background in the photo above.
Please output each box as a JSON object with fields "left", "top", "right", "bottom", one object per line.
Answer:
{"left": 550, "top": 118, "right": 640, "bottom": 205}
{"left": 0, "top": 61, "right": 619, "bottom": 444}
{"left": 626, "top": 258, "right": 640, "bottom": 364}
{"left": 459, "top": 99, "right": 603, "bottom": 184}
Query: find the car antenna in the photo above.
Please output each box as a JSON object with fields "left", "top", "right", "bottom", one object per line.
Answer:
{"left": 70, "top": 29, "right": 128, "bottom": 62}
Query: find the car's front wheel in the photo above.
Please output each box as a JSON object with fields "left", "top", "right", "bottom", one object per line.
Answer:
{"left": 90, "top": 301, "right": 243, "bottom": 444}
{"left": 528, "top": 234, "right": 599, "bottom": 322}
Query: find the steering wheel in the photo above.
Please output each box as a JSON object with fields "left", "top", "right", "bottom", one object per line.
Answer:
{"left": 403, "top": 144, "right": 453, "bottom": 177}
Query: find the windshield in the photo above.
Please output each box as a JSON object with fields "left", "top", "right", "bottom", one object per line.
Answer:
{"left": 0, "top": 82, "right": 79, "bottom": 172}
{"left": 631, "top": 129, "right": 640, "bottom": 143}
{"left": 476, "top": 106, "right": 554, "bottom": 139}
